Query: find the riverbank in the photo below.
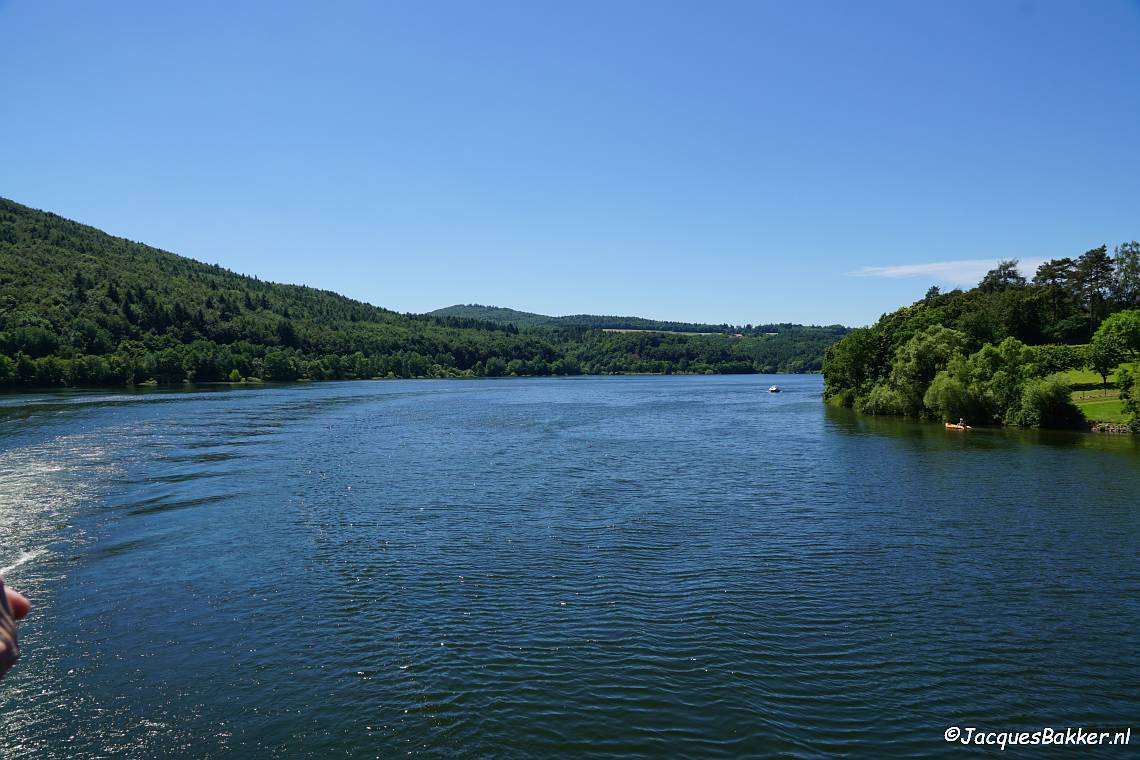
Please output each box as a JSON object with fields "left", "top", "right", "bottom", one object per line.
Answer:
{"left": 1062, "top": 364, "right": 1137, "bottom": 430}
{"left": 0, "top": 370, "right": 817, "bottom": 395}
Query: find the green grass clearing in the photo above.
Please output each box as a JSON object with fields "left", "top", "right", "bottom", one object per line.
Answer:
{"left": 1057, "top": 361, "right": 1136, "bottom": 424}
{"left": 1060, "top": 361, "right": 1137, "bottom": 389}
{"left": 1060, "top": 366, "right": 1120, "bottom": 392}
{"left": 1074, "top": 396, "right": 1128, "bottom": 424}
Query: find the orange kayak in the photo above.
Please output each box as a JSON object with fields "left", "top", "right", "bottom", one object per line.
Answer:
{"left": 945, "top": 423, "right": 971, "bottom": 430}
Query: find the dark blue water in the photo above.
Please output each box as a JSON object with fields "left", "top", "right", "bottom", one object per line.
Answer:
{"left": 0, "top": 375, "right": 1137, "bottom": 757}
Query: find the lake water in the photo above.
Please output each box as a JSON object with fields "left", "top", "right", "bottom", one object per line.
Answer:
{"left": 0, "top": 375, "right": 1137, "bottom": 757}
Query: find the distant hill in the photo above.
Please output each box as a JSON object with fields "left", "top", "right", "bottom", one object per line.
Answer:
{"left": 430, "top": 304, "right": 840, "bottom": 337}
{"left": 0, "top": 197, "right": 848, "bottom": 386}
{"left": 428, "top": 304, "right": 558, "bottom": 329}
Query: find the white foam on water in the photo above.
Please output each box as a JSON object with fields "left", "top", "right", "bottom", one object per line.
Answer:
{"left": 1, "top": 549, "right": 45, "bottom": 577}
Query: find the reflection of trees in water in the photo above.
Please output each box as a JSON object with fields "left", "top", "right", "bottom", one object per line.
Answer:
{"left": 822, "top": 402, "right": 1138, "bottom": 456}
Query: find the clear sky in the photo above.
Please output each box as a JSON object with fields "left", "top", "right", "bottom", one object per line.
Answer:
{"left": 2, "top": 1, "right": 1138, "bottom": 326}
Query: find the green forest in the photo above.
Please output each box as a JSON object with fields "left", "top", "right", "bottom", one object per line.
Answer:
{"left": 0, "top": 198, "right": 845, "bottom": 388}
{"left": 823, "top": 247, "right": 1140, "bottom": 431}
{"left": 430, "top": 303, "right": 824, "bottom": 337}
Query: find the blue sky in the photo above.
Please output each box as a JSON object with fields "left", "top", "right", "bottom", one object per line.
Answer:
{"left": 2, "top": 1, "right": 1138, "bottom": 326}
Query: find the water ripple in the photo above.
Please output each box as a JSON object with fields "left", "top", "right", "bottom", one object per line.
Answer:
{"left": 0, "top": 377, "right": 1136, "bottom": 758}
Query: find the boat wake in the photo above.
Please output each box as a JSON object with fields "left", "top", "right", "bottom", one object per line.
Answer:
{"left": 1, "top": 549, "right": 45, "bottom": 577}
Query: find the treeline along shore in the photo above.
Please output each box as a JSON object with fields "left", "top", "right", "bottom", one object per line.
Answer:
{"left": 0, "top": 198, "right": 846, "bottom": 388}
{"left": 823, "top": 248, "right": 1140, "bottom": 432}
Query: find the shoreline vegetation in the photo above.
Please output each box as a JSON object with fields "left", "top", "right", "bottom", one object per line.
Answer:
{"left": 0, "top": 198, "right": 846, "bottom": 390}
{"left": 10, "top": 370, "right": 813, "bottom": 394}
{"left": 823, "top": 252, "right": 1140, "bottom": 434}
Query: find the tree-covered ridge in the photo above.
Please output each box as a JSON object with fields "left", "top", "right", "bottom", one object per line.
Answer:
{"left": 823, "top": 245, "right": 1140, "bottom": 430}
{"left": 0, "top": 198, "right": 845, "bottom": 387}
{"left": 431, "top": 303, "right": 846, "bottom": 338}
{"left": 428, "top": 305, "right": 556, "bottom": 329}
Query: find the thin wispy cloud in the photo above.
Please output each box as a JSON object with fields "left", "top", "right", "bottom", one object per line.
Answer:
{"left": 849, "top": 258, "right": 1045, "bottom": 287}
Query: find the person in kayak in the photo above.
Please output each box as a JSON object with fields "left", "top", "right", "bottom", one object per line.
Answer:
{"left": 958, "top": 417, "right": 967, "bottom": 428}
{"left": 1, "top": 580, "right": 30, "bottom": 679}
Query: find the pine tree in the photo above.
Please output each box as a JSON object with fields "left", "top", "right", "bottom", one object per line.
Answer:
{"left": 1075, "top": 246, "right": 1115, "bottom": 333}
{"left": 1113, "top": 241, "right": 1140, "bottom": 308}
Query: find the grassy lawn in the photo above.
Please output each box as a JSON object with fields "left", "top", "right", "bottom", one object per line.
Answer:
{"left": 1074, "top": 396, "right": 1128, "bottom": 424}
{"left": 1059, "top": 366, "right": 1122, "bottom": 392}
{"left": 1061, "top": 361, "right": 1136, "bottom": 424}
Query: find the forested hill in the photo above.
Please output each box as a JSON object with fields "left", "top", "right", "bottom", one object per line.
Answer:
{"left": 0, "top": 198, "right": 846, "bottom": 386}
{"left": 428, "top": 305, "right": 556, "bottom": 329}
{"left": 430, "top": 303, "right": 840, "bottom": 337}
{"left": 823, "top": 249, "right": 1140, "bottom": 430}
